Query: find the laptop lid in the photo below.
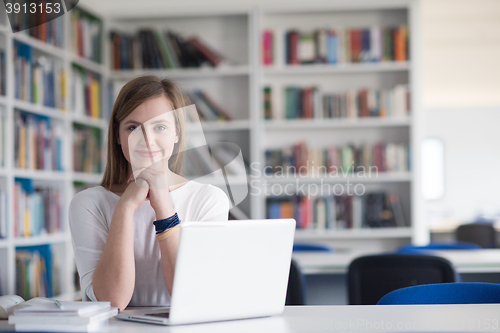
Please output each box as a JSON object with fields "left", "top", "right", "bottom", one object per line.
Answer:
{"left": 168, "top": 218, "right": 295, "bottom": 325}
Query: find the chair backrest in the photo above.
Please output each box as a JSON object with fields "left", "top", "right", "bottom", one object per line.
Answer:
{"left": 378, "top": 282, "right": 500, "bottom": 305}
{"left": 285, "top": 259, "right": 307, "bottom": 305}
{"left": 347, "top": 254, "right": 457, "bottom": 305}
{"left": 397, "top": 241, "right": 481, "bottom": 254}
{"left": 456, "top": 223, "right": 497, "bottom": 248}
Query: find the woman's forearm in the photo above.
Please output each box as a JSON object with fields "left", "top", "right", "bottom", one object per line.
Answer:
{"left": 92, "top": 204, "right": 136, "bottom": 311}
{"left": 159, "top": 227, "right": 180, "bottom": 295}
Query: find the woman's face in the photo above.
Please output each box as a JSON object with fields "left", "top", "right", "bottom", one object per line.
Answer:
{"left": 118, "top": 95, "right": 179, "bottom": 173}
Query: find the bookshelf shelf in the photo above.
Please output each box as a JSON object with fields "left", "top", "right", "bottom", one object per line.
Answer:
{"left": 200, "top": 120, "right": 251, "bottom": 131}
{"left": 13, "top": 100, "right": 67, "bottom": 119}
{"left": 263, "top": 117, "right": 412, "bottom": 130}
{"left": 294, "top": 227, "right": 413, "bottom": 240}
{"left": 12, "top": 33, "right": 66, "bottom": 60}
{"left": 70, "top": 54, "right": 106, "bottom": 73}
{"left": 14, "top": 233, "right": 71, "bottom": 247}
{"left": 263, "top": 62, "right": 410, "bottom": 76}
{"left": 109, "top": 65, "right": 251, "bottom": 80}
{"left": 261, "top": 172, "right": 412, "bottom": 184}
{"left": 13, "top": 169, "right": 67, "bottom": 181}
{"left": 0, "top": 169, "right": 7, "bottom": 176}
{"left": 71, "top": 172, "right": 103, "bottom": 184}
{"left": 0, "top": 239, "right": 9, "bottom": 248}
{"left": 71, "top": 115, "right": 107, "bottom": 129}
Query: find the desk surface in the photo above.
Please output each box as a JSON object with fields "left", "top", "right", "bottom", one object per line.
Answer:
{"left": 292, "top": 249, "right": 500, "bottom": 274}
{"left": 3, "top": 305, "right": 500, "bottom": 333}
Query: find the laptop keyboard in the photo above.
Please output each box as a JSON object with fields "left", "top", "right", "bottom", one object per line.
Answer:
{"left": 145, "top": 312, "right": 170, "bottom": 318}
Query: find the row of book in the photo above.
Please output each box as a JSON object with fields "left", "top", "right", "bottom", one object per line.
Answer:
{"left": 110, "top": 29, "right": 224, "bottom": 70}
{"left": 14, "top": 42, "right": 66, "bottom": 110}
{"left": 263, "top": 84, "right": 410, "bottom": 120}
{"left": 187, "top": 90, "right": 233, "bottom": 121}
{"left": 15, "top": 244, "right": 60, "bottom": 299}
{"left": 14, "top": 179, "right": 62, "bottom": 238}
{"left": 14, "top": 111, "right": 64, "bottom": 171}
{"left": 9, "top": 2, "right": 64, "bottom": 47}
{"left": 70, "top": 7, "right": 102, "bottom": 63}
{"left": 71, "top": 65, "right": 102, "bottom": 119}
{"left": 265, "top": 141, "right": 410, "bottom": 175}
{"left": 0, "top": 190, "right": 6, "bottom": 239}
{"left": 267, "top": 192, "right": 406, "bottom": 230}
{"left": 73, "top": 125, "right": 102, "bottom": 174}
{"left": 262, "top": 25, "right": 408, "bottom": 65}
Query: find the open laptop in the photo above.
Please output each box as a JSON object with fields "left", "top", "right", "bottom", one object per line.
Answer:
{"left": 116, "top": 219, "right": 296, "bottom": 325}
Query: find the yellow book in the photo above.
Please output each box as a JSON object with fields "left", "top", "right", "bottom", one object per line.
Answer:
{"left": 24, "top": 209, "right": 30, "bottom": 238}
{"left": 61, "top": 70, "right": 67, "bottom": 110}
{"left": 90, "top": 80, "right": 100, "bottom": 119}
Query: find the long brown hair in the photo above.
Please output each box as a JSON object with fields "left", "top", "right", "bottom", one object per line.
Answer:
{"left": 101, "top": 75, "right": 188, "bottom": 190}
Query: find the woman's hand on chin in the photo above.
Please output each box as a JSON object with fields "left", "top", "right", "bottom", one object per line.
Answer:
{"left": 131, "top": 159, "right": 173, "bottom": 218}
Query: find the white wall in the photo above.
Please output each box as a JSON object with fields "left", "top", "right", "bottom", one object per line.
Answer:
{"left": 421, "top": 0, "right": 500, "bottom": 227}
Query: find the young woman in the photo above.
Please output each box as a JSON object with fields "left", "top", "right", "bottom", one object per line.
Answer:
{"left": 69, "top": 76, "right": 229, "bottom": 310}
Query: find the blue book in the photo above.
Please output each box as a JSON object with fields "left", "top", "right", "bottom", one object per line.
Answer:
{"left": 268, "top": 201, "right": 282, "bottom": 219}
{"left": 327, "top": 32, "right": 338, "bottom": 64}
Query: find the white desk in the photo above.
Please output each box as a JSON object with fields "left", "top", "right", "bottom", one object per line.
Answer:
{"left": 3, "top": 305, "right": 500, "bottom": 333}
{"left": 293, "top": 249, "right": 500, "bottom": 274}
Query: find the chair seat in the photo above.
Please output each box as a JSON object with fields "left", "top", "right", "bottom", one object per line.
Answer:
{"left": 378, "top": 282, "right": 500, "bottom": 305}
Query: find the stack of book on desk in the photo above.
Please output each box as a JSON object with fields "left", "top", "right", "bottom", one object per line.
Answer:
{"left": 2, "top": 296, "right": 118, "bottom": 332}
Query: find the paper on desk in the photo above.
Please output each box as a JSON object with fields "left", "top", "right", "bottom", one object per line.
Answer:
{"left": 12, "top": 298, "right": 111, "bottom": 316}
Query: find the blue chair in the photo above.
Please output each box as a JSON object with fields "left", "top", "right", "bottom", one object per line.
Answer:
{"left": 397, "top": 242, "right": 481, "bottom": 254}
{"left": 378, "top": 282, "right": 500, "bottom": 305}
{"left": 293, "top": 243, "right": 334, "bottom": 252}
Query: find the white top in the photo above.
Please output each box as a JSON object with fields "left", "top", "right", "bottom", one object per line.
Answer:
{"left": 69, "top": 181, "right": 229, "bottom": 305}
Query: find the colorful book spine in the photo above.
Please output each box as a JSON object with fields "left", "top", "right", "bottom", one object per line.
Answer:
{"left": 16, "top": 244, "right": 59, "bottom": 299}
{"left": 72, "top": 125, "right": 102, "bottom": 174}
{"left": 0, "top": 190, "right": 7, "bottom": 239}
{"left": 14, "top": 179, "right": 62, "bottom": 238}
{"left": 71, "top": 8, "right": 102, "bottom": 63}
{"left": 262, "top": 30, "right": 274, "bottom": 65}
{"left": 72, "top": 65, "right": 101, "bottom": 119}
{"left": 14, "top": 112, "right": 63, "bottom": 171}
{"left": 14, "top": 42, "right": 66, "bottom": 110}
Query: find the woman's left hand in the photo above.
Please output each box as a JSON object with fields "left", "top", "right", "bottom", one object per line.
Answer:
{"left": 128, "top": 160, "right": 175, "bottom": 220}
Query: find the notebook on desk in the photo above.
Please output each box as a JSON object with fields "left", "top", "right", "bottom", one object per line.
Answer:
{"left": 116, "top": 219, "right": 296, "bottom": 326}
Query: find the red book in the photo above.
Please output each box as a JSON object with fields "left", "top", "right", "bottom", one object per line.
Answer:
{"left": 350, "top": 29, "right": 362, "bottom": 62}
{"left": 359, "top": 89, "right": 369, "bottom": 117}
{"left": 262, "top": 30, "right": 273, "bottom": 65}
{"left": 188, "top": 36, "right": 223, "bottom": 66}
{"left": 289, "top": 31, "right": 300, "bottom": 65}
{"left": 77, "top": 19, "right": 84, "bottom": 57}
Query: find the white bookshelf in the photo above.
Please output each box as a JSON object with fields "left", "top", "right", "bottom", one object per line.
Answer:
{"left": 0, "top": 2, "right": 107, "bottom": 298}
{"left": 255, "top": 0, "right": 421, "bottom": 248}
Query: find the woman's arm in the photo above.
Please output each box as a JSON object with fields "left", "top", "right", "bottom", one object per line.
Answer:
{"left": 91, "top": 182, "right": 148, "bottom": 311}
{"left": 91, "top": 202, "right": 136, "bottom": 310}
